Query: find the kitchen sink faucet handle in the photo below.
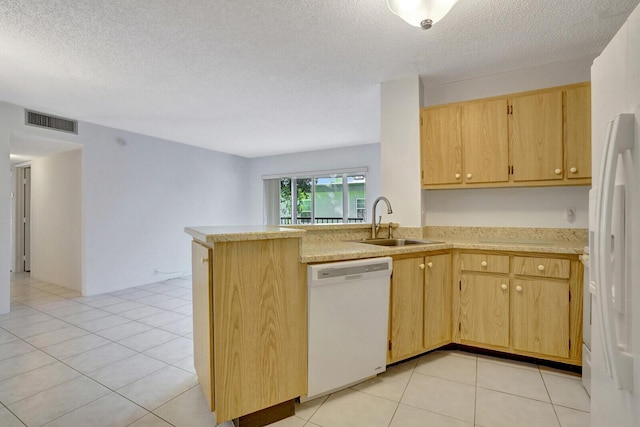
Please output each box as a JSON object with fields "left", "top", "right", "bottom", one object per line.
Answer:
{"left": 388, "top": 222, "right": 397, "bottom": 238}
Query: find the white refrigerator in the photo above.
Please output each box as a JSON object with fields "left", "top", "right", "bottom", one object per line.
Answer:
{"left": 590, "top": 3, "right": 640, "bottom": 426}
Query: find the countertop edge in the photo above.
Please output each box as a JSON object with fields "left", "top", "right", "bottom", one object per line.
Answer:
{"left": 185, "top": 226, "right": 305, "bottom": 243}
{"left": 300, "top": 241, "right": 584, "bottom": 263}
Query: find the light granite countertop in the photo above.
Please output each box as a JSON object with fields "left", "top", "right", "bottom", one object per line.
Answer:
{"left": 184, "top": 225, "right": 305, "bottom": 243}
{"left": 300, "top": 238, "right": 585, "bottom": 263}
{"left": 185, "top": 225, "right": 586, "bottom": 262}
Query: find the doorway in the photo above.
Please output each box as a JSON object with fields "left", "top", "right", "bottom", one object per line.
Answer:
{"left": 14, "top": 165, "right": 31, "bottom": 273}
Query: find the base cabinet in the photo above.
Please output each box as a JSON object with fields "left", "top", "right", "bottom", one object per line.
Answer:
{"left": 424, "top": 253, "right": 452, "bottom": 349}
{"left": 192, "top": 241, "right": 214, "bottom": 411}
{"left": 453, "top": 250, "right": 582, "bottom": 365}
{"left": 459, "top": 274, "right": 509, "bottom": 348}
{"left": 511, "top": 278, "right": 569, "bottom": 358}
{"left": 191, "top": 238, "right": 306, "bottom": 423}
{"left": 388, "top": 253, "right": 451, "bottom": 364}
{"left": 389, "top": 257, "right": 425, "bottom": 362}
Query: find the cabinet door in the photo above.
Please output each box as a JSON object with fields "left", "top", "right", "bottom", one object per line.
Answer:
{"left": 389, "top": 257, "right": 424, "bottom": 362}
{"left": 462, "top": 99, "right": 509, "bottom": 183}
{"left": 565, "top": 85, "right": 591, "bottom": 179}
{"left": 191, "top": 241, "right": 214, "bottom": 411}
{"left": 421, "top": 106, "right": 462, "bottom": 185}
{"left": 424, "top": 254, "right": 451, "bottom": 349}
{"left": 510, "top": 91, "right": 563, "bottom": 181}
{"left": 460, "top": 274, "right": 509, "bottom": 348}
{"left": 511, "top": 279, "right": 570, "bottom": 358}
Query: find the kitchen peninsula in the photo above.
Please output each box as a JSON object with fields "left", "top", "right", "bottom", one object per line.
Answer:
{"left": 185, "top": 226, "right": 306, "bottom": 426}
{"left": 185, "top": 224, "right": 586, "bottom": 426}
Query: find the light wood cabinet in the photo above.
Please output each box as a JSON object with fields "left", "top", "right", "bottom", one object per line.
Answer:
{"left": 462, "top": 99, "right": 510, "bottom": 184}
{"left": 509, "top": 90, "right": 564, "bottom": 182}
{"left": 191, "top": 238, "right": 306, "bottom": 423}
{"left": 389, "top": 257, "right": 424, "bottom": 361}
{"left": 565, "top": 85, "right": 592, "bottom": 180}
{"left": 388, "top": 253, "right": 451, "bottom": 364}
{"left": 420, "top": 82, "right": 591, "bottom": 189}
{"left": 512, "top": 255, "right": 570, "bottom": 279}
{"left": 459, "top": 253, "right": 510, "bottom": 274}
{"left": 511, "top": 278, "right": 569, "bottom": 358}
{"left": 424, "top": 253, "right": 452, "bottom": 349}
{"left": 459, "top": 274, "right": 510, "bottom": 348}
{"left": 453, "top": 250, "right": 583, "bottom": 365}
{"left": 421, "top": 106, "right": 462, "bottom": 185}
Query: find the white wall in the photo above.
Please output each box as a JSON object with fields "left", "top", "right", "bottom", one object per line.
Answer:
{"left": 380, "top": 76, "right": 423, "bottom": 226}
{"left": 30, "top": 150, "right": 83, "bottom": 291}
{"left": 80, "top": 123, "right": 250, "bottom": 295}
{"left": 422, "top": 57, "right": 594, "bottom": 228}
{"left": 425, "top": 187, "right": 589, "bottom": 227}
{"left": 247, "top": 144, "right": 381, "bottom": 225}
{"left": 424, "top": 57, "right": 596, "bottom": 106}
{"left": 0, "top": 104, "right": 11, "bottom": 313}
{"left": 1, "top": 100, "right": 250, "bottom": 298}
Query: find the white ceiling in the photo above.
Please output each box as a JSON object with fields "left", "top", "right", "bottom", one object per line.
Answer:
{"left": 1, "top": 0, "right": 638, "bottom": 158}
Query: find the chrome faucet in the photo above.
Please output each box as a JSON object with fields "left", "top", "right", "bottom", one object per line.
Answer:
{"left": 371, "top": 196, "right": 393, "bottom": 239}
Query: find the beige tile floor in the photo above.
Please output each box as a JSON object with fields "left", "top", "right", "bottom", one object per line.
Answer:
{"left": 1, "top": 273, "right": 591, "bottom": 427}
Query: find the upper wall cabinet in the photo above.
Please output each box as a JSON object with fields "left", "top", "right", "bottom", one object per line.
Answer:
{"left": 421, "top": 105, "right": 462, "bottom": 185}
{"left": 420, "top": 82, "right": 592, "bottom": 189}
{"left": 462, "top": 99, "right": 510, "bottom": 184}
{"left": 565, "top": 85, "right": 592, "bottom": 180}
{"left": 509, "top": 90, "right": 563, "bottom": 182}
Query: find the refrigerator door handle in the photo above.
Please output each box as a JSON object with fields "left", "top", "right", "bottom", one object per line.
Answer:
{"left": 595, "top": 112, "right": 635, "bottom": 391}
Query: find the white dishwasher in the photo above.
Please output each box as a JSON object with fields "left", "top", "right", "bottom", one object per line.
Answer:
{"left": 306, "top": 257, "right": 392, "bottom": 400}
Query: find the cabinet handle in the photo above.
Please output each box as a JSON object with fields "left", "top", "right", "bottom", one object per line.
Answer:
{"left": 570, "top": 167, "right": 577, "bottom": 173}
{"left": 501, "top": 284, "right": 507, "bottom": 290}
{"left": 455, "top": 173, "right": 461, "bottom": 179}
{"left": 419, "top": 263, "right": 425, "bottom": 270}
{"left": 466, "top": 173, "right": 472, "bottom": 179}
{"left": 427, "top": 262, "right": 433, "bottom": 268}
{"left": 538, "top": 264, "right": 545, "bottom": 271}
{"left": 554, "top": 168, "right": 562, "bottom": 175}
{"left": 200, "top": 257, "right": 209, "bottom": 264}
{"left": 481, "top": 261, "right": 488, "bottom": 267}
{"left": 516, "top": 285, "right": 523, "bottom": 292}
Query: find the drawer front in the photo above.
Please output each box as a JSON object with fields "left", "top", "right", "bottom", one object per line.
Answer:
{"left": 460, "top": 253, "right": 509, "bottom": 274}
{"left": 512, "top": 256, "right": 570, "bottom": 279}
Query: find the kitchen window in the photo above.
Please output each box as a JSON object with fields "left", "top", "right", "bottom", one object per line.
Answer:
{"left": 263, "top": 168, "right": 367, "bottom": 225}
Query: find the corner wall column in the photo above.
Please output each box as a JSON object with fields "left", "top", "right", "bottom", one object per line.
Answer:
{"left": 380, "top": 76, "right": 423, "bottom": 227}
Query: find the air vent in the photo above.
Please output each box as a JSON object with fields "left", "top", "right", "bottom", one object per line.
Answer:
{"left": 25, "top": 110, "right": 78, "bottom": 134}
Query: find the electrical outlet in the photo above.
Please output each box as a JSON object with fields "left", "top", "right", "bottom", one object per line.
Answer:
{"left": 566, "top": 207, "right": 576, "bottom": 223}
{"left": 154, "top": 268, "right": 159, "bottom": 275}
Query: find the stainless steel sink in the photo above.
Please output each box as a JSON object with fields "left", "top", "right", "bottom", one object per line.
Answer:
{"left": 358, "top": 238, "right": 443, "bottom": 247}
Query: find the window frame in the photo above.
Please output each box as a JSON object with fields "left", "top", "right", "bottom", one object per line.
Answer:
{"left": 263, "top": 167, "right": 368, "bottom": 225}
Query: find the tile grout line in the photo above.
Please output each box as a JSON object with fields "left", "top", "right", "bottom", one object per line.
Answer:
{"left": 1, "top": 402, "right": 27, "bottom": 427}
{"left": 4, "top": 278, "right": 196, "bottom": 427}
{"left": 540, "top": 365, "right": 563, "bottom": 427}
{"left": 474, "top": 354, "right": 478, "bottom": 427}
{"left": 387, "top": 359, "right": 417, "bottom": 426}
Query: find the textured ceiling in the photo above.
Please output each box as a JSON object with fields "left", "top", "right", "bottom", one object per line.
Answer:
{"left": 1, "top": 0, "right": 638, "bottom": 157}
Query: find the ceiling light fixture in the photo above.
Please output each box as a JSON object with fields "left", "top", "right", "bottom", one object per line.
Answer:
{"left": 387, "top": 0, "right": 458, "bottom": 29}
